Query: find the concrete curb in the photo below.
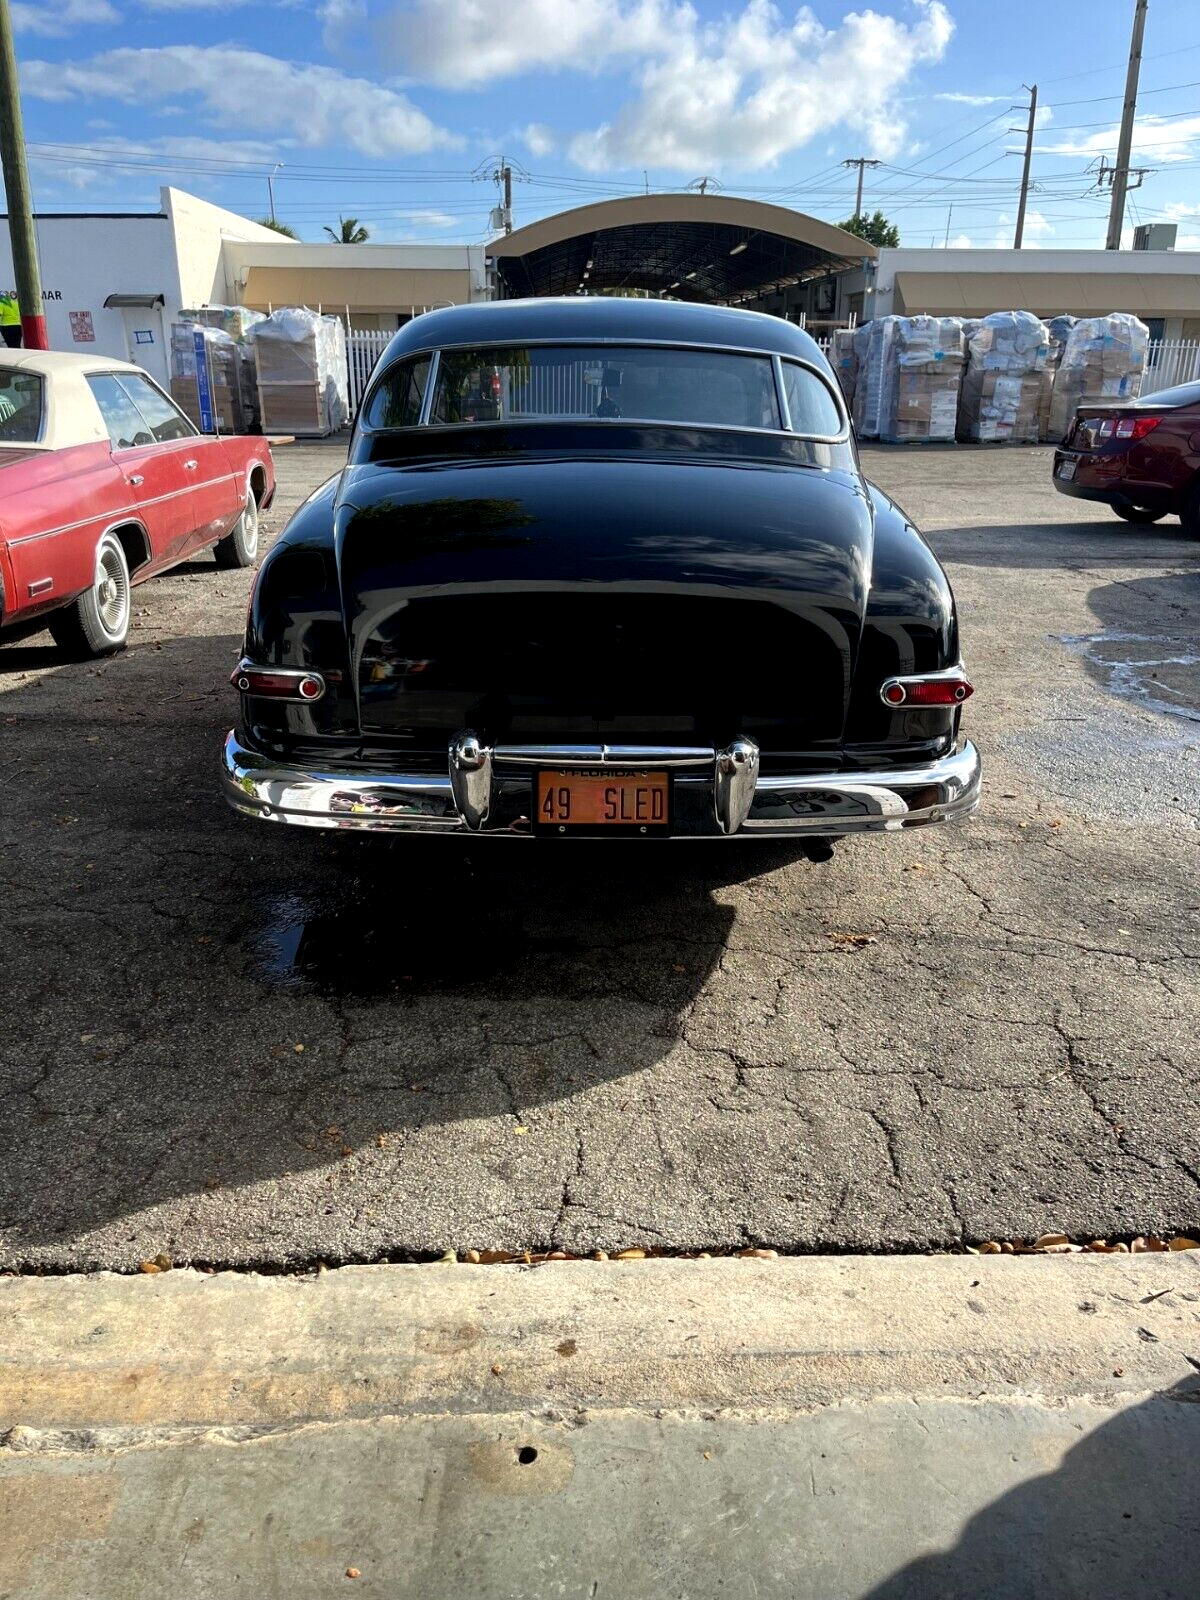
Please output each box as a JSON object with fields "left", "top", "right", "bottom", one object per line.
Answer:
{"left": 2, "top": 1258, "right": 1198, "bottom": 1597}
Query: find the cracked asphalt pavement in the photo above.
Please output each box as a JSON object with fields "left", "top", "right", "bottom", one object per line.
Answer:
{"left": 1, "top": 441, "right": 1197, "bottom": 1270}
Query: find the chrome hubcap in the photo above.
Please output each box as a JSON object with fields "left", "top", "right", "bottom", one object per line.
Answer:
{"left": 242, "top": 495, "right": 259, "bottom": 555}
{"left": 95, "top": 545, "right": 128, "bottom": 635}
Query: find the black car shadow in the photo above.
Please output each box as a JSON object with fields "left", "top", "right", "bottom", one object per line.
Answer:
{"left": 0, "top": 628, "right": 812, "bottom": 1262}
{"left": 861, "top": 1375, "right": 1200, "bottom": 1600}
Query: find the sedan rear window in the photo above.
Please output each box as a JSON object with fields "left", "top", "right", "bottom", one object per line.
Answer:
{"left": 0, "top": 371, "right": 44, "bottom": 443}
{"left": 371, "top": 344, "right": 785, "bottom": 433}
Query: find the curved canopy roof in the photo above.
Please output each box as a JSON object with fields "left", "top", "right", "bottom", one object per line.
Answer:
{"left": 489, "top": 194, "right": 874, "bottom": 303}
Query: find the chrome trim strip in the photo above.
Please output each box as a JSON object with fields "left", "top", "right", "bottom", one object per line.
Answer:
{"left": 417, "top": 350, "right": 440, "bottom": 427}
{"left": 772, "top": 355, "right": 792, "bottom": 433}
{"left": 491, "top": 742, "right": 715, "bottom": 769}
{"left": 7, "top": 479, "right": 222, "bottom": 548}
{"left": 221, "top": 733, "right": 981, "bottom": 839}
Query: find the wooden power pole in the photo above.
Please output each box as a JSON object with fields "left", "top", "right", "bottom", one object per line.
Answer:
{"left": 0, "top": 0, "right": 48, "bottom": 348}
{"left": 1013, "top": 84, "right": 1038, "bottom": 249}
{"left": 842, "top": 157, "right": 882, "bottom": 222}
{"left": 1106, "top": 0, "right": 1149, "bottom": 250}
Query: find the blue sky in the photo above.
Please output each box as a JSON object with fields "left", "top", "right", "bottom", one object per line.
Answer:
{"left": 12, "top": 0, "right": 1200, "bottom": 249}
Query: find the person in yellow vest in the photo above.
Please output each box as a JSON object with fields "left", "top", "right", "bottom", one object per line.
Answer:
{"left": 0, "top": 292, "right": 21, "bottom": 349}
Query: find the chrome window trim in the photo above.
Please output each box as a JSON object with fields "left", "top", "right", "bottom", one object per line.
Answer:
{"left": 0, "top": 370, "right": 48, "bottom": 446}
{"left": 772, "top": 355, "right": 792, "bottom": 432}
{"left": 360, "top": 338, "right": 849, "bottom": 443}
{"left": 417, "top": 349, "right": 439, "bottom": 427}
{"left": 777, "top": 356, "right": 848, "bottom": 441}
{"left": 113, "top": 370, "right": 200, "bottom": 443}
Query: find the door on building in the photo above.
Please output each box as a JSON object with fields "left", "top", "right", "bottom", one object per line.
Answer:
{"left": 118, "top": 306, "right": 169, "bottom": 386}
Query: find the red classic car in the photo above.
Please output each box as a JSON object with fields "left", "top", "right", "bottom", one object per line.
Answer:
{"left": 0, "top": 349, "right": 274, "bottom": 657}
{"left": 1052, "top": 378, "right": 1200, "bottom": 534}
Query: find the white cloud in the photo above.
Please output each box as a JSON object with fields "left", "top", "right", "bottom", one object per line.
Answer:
{"left": 522, "top": 122, "right": 557, "bottom": 157}
{"left": 11, "top": 0, "right": 118, "bottom": 36}
{"left": 318, "top": 0, "right": 368, "bottom": 48}
{"left": 934, "top": 91, "right": 1005, "bottom": 105}
{"left": 947, "top": 232, "right": 974, "bottom": 247}
{"left": 994, "top": 208, "right": 1052, "bottom": 247}
{"left": 1036, "top": 113, "right": 1200, "bottom": 164}
{"left": 568, "top": 0, "right": 955, "bottom": 172}
{"left": 394, "top": 208, "right": 458, "bottom": 228}
{"left": 22, "top": 46, "right": 459, "bottom": 159}
{"left": 383, "top": 0, "right": 684, "bottom": 87}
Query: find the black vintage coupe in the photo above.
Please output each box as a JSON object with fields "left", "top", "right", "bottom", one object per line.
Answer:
{"left": 222, "top": 298, "right": 980, "bottom": 842}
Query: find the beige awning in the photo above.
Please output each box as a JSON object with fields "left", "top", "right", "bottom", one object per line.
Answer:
{"left": 239, "top": 265, "right": 473, "bottom": 313}
{"left": 892, "top": 270, "right": 1200, "bottom": 317}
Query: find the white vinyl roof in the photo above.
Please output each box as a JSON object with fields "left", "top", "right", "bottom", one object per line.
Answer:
{"left": 0, "top": 347, "right": 169, "bottom": 451}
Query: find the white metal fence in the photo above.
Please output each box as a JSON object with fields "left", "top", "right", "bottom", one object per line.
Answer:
{"left": 345, "top": 329, "right": 1200, "bottom": 422}
{"left": 347, "top": 329, "right": 392, "bottom": 417}
{"left": 1143, "top": 339, "right": 1200, "bottom": 393}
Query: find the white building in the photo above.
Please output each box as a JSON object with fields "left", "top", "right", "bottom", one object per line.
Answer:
{"left": 0, "top": 186, "right": 489, "bottom": 386}
{"left": 0, "top": 189, "right": 285, "bottom": 386}
{"left": 851, "top": 245, "right": 1200, "bottom": 342}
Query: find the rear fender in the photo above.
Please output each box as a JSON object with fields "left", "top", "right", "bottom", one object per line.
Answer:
{"left": 844, "top": 484, "right": 960, "bottom": 749}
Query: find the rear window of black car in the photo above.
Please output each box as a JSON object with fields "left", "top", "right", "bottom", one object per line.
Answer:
{"left": 365, "top": 343, "right": 844, "bottom": 438}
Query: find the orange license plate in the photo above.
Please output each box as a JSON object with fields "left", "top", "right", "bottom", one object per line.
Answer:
{"left": 535, "top": 769, "right": 671, "bottom": 834}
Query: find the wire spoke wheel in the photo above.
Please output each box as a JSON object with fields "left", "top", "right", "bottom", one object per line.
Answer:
{"left": 95, "top": 540, "right": 131, "bottom": 637}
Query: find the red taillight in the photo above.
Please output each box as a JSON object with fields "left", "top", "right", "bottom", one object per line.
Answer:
{"left": 1114, "top": 415, "right": 1162, "bottom": 441}
{"left": 231, "top": 664, "right": 325, "bottom": 701}
{"left": 881, "top": 671, "right": 973, "bottom": 708}
{"left": 490, "top": 369, "right": 502, "bottom": 400}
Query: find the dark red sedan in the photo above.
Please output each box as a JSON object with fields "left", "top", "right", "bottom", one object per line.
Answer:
{"left": 1052, "top": 379, "right": 1200, "bottom": 533}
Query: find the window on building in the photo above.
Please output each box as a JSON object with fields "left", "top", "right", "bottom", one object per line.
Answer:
{"left": 87, "top": 374, "right": 155, "bottom": 450}
{"left": 115, "top": 374, "right": 195, "bottom": 443}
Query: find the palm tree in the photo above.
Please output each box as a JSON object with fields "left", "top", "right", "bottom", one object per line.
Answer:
{"left": 255, "top": 218, "right": 299, "bottom": 239}
{"left": 324, "top": 216, "right": 370, "bottom": 244}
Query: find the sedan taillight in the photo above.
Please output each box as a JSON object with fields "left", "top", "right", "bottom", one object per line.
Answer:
{"left": 1114, "top": 415, "right": 1162, "bottom": 441}
{"left": 881, "top": 668, "right": 973, "bottom": 708}
{"left": 231, "top": 662, "right": 325, "bottom": 701}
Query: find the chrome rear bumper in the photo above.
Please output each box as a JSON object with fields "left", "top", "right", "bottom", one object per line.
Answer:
{"left": 221, "top": 731, "right": 981, "bottom": 839}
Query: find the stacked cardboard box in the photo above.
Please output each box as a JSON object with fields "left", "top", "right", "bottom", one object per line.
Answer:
{"left": 1037, "top": 315, "right": 1077, "bottom": 441}
{"left": 878, "top": 316, "right": 965, "bottom": 443}
{"left": 957, "top": 311, "right": 1049, "bottom": 444}
{"left": 830, "top": 328, "right": 858, "bottom": 410}
{"left": 1045, "top": 313, "right": 1149, "bottom": 444}
{"left": 249, "top": 308, "right": 349, "bottom": 436}
{"left": 170, "top": 324, "right": 248, "bottom": 434}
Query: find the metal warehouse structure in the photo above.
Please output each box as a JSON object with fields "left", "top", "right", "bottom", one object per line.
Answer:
{"left": 488, "top": 194, "right": 874, "bottom": 322}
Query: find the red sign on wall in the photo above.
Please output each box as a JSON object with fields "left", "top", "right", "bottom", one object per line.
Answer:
{"left": 69, "top": 310, "right": 95, "bottom": 343}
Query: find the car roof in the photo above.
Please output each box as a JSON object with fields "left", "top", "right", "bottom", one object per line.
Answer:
{"left": 0, "top": 348, "right": 142, "bottom": 378}
{"left": 381, "top": 296, "right": 831, "bottom": 366}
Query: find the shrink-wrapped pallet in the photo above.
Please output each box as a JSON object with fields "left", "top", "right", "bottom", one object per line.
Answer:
{"left": 1037, "top": 314, "right": 1077, "bottom": 441}
{"left": 169, "top": 323, "right": 247, "bottom": 433}
{"left": 1045, "top": 313, "right": 1148, "bottom": 444}
{"left": 957, "top": 311, "right": 1049, "bottom": 444}
{"left": 179, "top": 304, "right": 266, "bottom": 343}
{"left": 830, "top": 327, "right": 858, "bottom": 409}
{"left": 249, "top": 308, "right": 349, "bottom": 436}
{"left": 852, "top": 318, "right": 891, "bottom": 438}
{"left": 878, "top": 315, "right": 965, "bottom": 443}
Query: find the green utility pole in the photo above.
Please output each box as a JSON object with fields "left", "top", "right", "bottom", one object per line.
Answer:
{"left": 0, "top": 0, "right": 48, "bottom": 349}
